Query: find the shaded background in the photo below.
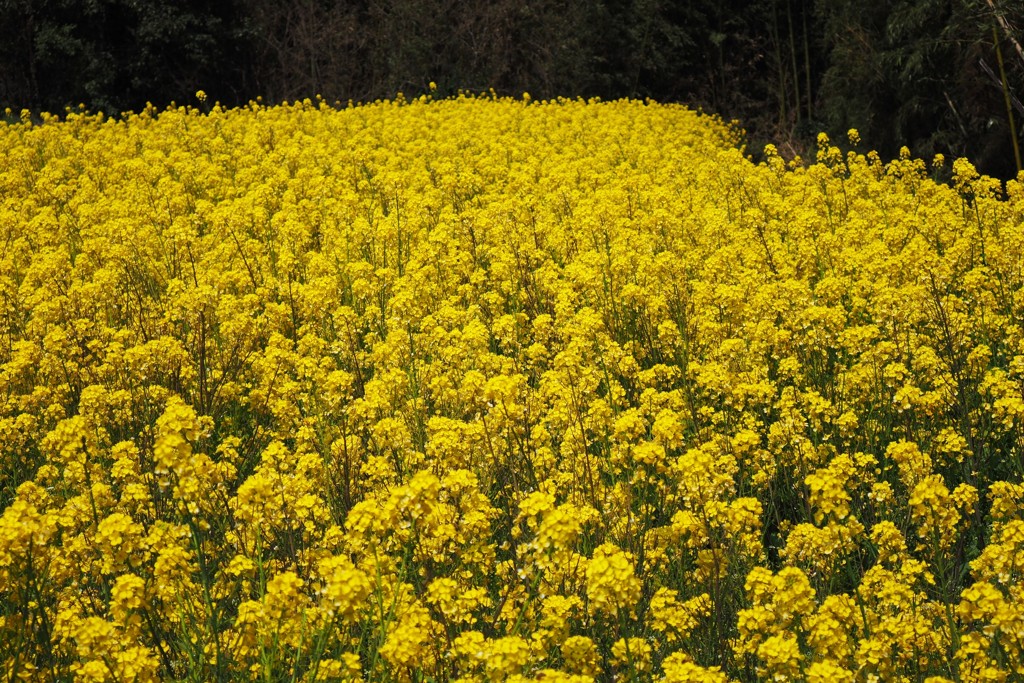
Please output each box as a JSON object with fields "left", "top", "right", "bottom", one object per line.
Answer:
{"left": 3, "top": 0, "right": 1024, "bottom": 178}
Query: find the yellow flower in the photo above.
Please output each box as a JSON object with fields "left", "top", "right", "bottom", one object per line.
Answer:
{"left": 909, "top": 474, "right": 960, "bottom": 549}
{"left": 380, "top": 599, "right": 439, "bottom": 678}
{"left": 756, "top": 634, "right": 802, "bottom": 680}
{"left": 870, "top": 521, "right": 908, "bottom": 565}
{"left": 484, "top": 636, "right": 532, "bottom": 679}
{"left": 95, "top": 512, "right": 143, "bottom": 574}
{"left": 319, "top": 555, "right": 371, "bottom": 622}
{"left": 611, "top": 637, "right": 651, "bottom": 672}
{"left": 585, "top": 543, "right": 641, "bottom": 617}
{"left": 561, "top": 636, "right": 599, "bottom": 676}
{"left": 660, "top": 653, "right": 730, "bottom": 682}
{"left": 805, "top": 659, "right": 854, "bottom": 683}
{"left": 109, "top": 573, "right": 146, "bottom": 625}
{"left": 648, "top": 588, "right": 711, "bottom": 642}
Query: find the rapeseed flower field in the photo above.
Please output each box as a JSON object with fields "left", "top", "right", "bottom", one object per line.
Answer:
{"left": 1, "top": 95, "right": 1023, "bottom": 682}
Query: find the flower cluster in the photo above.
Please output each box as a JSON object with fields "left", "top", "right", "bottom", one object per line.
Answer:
{"left": 1, "top": 95, "right": 1023, "bottom": 681}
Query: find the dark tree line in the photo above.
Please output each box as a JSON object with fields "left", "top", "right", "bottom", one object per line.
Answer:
{"left": 3, "top": 0, "right": 1024, "bottom": 177}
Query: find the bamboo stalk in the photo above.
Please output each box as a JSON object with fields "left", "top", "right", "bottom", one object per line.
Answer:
{"left": 771, "top": 0, "right": 789, "bottom": 129}
{"left": 986, "top": 0, "right": 1024, "bottom": 66}
{"left": 802, "top": 0, "right": 813, "bottom": 120}
{"left": 993, "top": 24, "right": 1023, "bottom": 174}
{"left": 787, "top": 0, "right": 801, "bottom": 124}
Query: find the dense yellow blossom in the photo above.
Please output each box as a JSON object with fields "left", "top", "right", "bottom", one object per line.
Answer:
{"left": 1, "top": 94, "right": 1023, "bottom": 680}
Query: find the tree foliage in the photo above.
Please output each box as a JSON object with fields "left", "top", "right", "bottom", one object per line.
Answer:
{"left": 2, "top": 0, "right": 1023, "bottom": 176}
